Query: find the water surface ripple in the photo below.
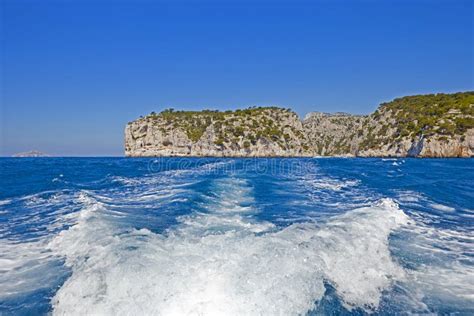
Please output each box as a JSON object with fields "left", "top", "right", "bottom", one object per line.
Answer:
{"left": 0, "top": 158, "right": 473, "bottom": 315}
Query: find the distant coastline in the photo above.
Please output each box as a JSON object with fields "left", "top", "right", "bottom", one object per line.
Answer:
{"left": 12, "top": 150, "right": 51, "bottom": 158}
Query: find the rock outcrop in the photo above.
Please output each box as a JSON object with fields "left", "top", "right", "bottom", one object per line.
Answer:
{"left": 125, "top": 92, "right": 474, "bottom": 158}
{"left": 356, "top": 92, "right": 474, "bottom": 157}
{"left": 302, "top": 112, "right": 365, "bottom": 156}
{"left": 125, "top": 107, "right": 312, "bottom": 157}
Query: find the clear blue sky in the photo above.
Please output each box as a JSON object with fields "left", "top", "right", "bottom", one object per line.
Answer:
{"left": 1, "top": 0, "right": 472, "bottom": 156}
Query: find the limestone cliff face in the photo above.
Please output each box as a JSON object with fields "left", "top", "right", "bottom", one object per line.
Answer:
{"left": 302, "top": 112, "right": 365, "bottom": 156}
{"left": 125, "top": 92, "right": 474, "bottom": 158}
{"left": 356, "top": 133, "right": 474, "bottom": 157}
{"left": 356, "top": 92, "right": 474, "bottom": 157}
{"left": 125, "top": 107, "right": 312, "bottom": 157}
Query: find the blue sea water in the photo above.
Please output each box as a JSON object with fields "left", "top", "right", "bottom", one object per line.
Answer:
{"left": 0, "top": 157, "right": 473, "bottom": 315}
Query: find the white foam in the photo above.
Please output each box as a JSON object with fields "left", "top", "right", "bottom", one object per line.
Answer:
{"left": 430, "top": 203, "right": 456, "bottom": 212}
{"left": 397, "top": 191, "right": 422, "bottom": 203}
{"left": 391, "top": 223, "right": 474, "bottom": 311}
{"left": 0, "top": 239, "right": 66, "bottom": 299}
{"left": 50, "top": 177, "right": 409, "bottom": 315}
{"left": 0, "top": 199, "right": 12, "bottom": 206}
{"left": 0, "top": 161, "right": 234, "bottom": 308}
{"left": 297, "top": 174, "right": 360, "bottom": 192}
{"left": 408, "top": 263, "right": 474, "bottom": 301}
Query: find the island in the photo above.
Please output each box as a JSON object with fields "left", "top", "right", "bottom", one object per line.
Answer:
{"left": 12, "top": 150, "right": 51, "bottom": 157}
{"left": 125, "top": 92, "right": 474, "bottom": 158}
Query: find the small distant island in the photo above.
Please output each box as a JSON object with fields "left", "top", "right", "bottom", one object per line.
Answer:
{"left": 125, "top": 92, "right": 474, "bottom": 158}
{"left": 13, "top": 150, "right": 51, "bottom": 158}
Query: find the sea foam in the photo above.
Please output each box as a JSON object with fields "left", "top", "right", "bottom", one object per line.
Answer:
{"left": 49, "top": 177, "right": 409, "bottom": 315}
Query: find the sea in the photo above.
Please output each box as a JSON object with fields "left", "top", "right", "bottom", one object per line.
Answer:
{"left": 0, "top": 157, "right": 473, "bottom": 315}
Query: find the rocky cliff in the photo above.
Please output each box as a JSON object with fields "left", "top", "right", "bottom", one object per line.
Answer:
{"left": 125, "top": 107, "right": 312, "bottom": 157}
{"left": 302, "top": 112, "right": 365, "bottom": 156}
{"left": 125, "top": 92, "right": 474, "bottom": 157}
{"left": 356, "top": 92, "right": 474, "bottom": 157}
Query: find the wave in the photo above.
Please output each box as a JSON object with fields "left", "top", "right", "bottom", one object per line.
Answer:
{"left": 0, "top": 199, "right": 12, "bottom": 206}
{"left": 388, "top": 222, "right": 474, "bottom": 313}
{"left": 49, "top": 177, "right": 409, "bottom": 315}
{"left": 0, "top": 160, "right": 235, "bottom": 309}
{"left": 3, "top": 158, "right": 472, "bottom": 315}
{"left": 298, "top": 176, "right": 360, "bottom": 192}
{"left": 429, "top": 203, "right": 456, "bottom": 212}
{"left": 0, "top": 239, "right": 66, "bottom": 300}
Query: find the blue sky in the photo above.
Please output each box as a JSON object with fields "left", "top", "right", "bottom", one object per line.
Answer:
{"left": 1, "top": 0, "right": 472, "bottom": 156}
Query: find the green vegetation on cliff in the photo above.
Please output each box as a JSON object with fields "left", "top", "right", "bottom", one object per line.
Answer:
{"left": 148, "top": 106, "right": 297, "bottom": 146}
{"left": 358, "top": 92, "right": 474, "bottom": 150}
{"left": 380, "top": 91, "right": 474, "bottom": 139}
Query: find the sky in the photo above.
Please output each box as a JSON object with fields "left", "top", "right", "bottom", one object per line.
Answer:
{"left": 1, "top": 0, "right": 473, "bottom": 156}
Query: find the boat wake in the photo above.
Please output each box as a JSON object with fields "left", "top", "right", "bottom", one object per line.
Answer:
{"left": 2, "top": 159, "right": 473, "bottom": 315}
{"left": 49, "top": 177, "right": 409, "bottom": 315}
